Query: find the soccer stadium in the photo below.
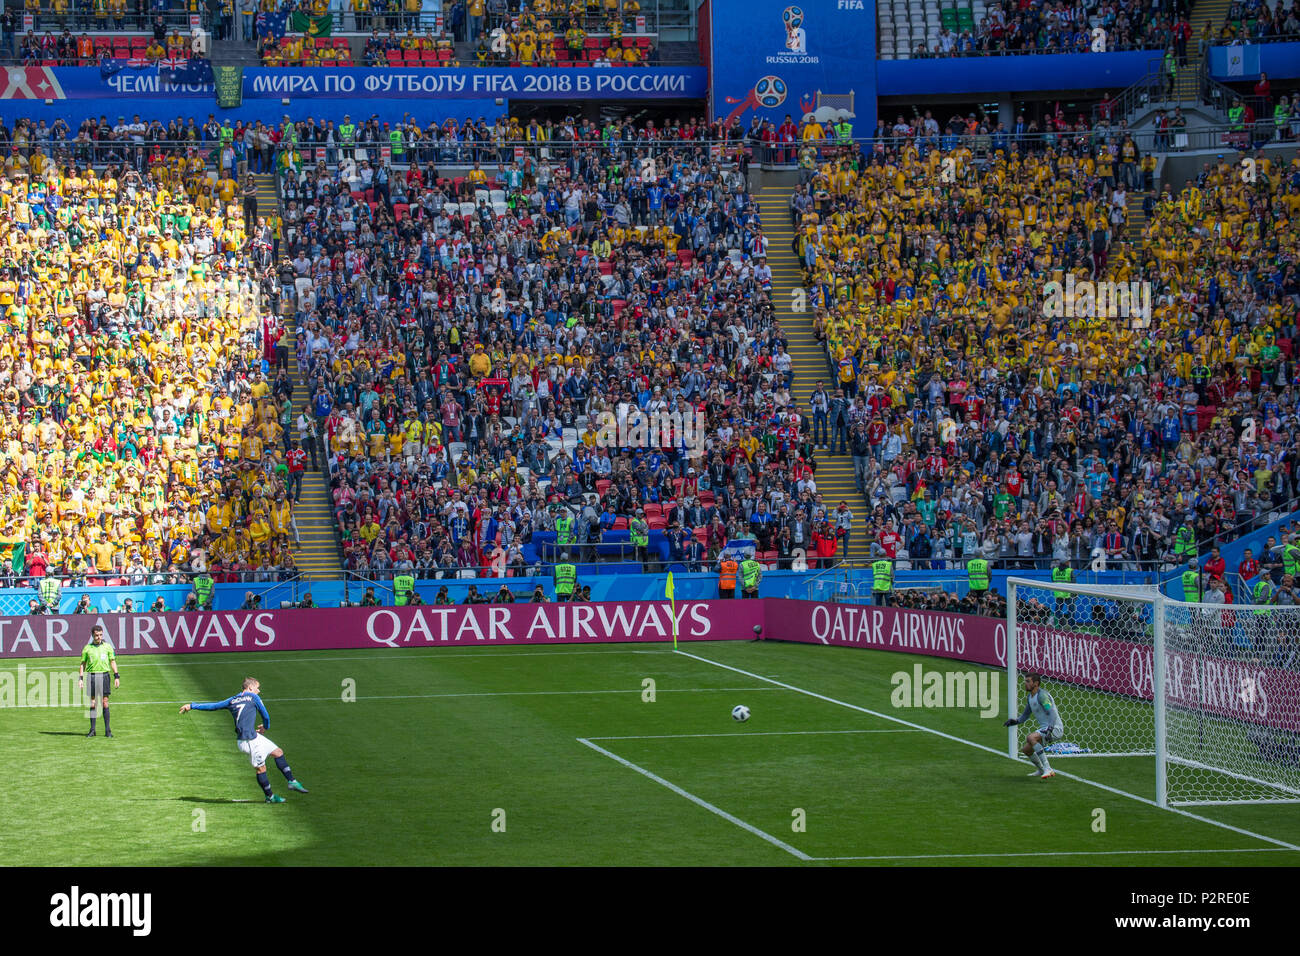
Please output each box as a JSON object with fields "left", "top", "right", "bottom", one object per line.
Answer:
{"left": 0, "top": 0, "right": 1298, "bottom": 901}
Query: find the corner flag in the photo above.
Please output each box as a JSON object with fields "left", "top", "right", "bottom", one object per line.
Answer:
{"left": 666, "top": 572, "right": 677, "bottom": 649}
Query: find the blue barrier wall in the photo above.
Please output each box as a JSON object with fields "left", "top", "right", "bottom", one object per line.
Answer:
{"left": 877, "top": 51, "right": 1154, "bottom": 97}
{"left": 0, "top": 96, "right": 507, "bottom": 128}
{"left": 1196, "top": 508, "right": 1300, "bottom": 601}
{"left": 2, "top": 567, "right": 1160, "bottom": 615}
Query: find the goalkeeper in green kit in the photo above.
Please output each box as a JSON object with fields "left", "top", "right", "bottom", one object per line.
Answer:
{"left": 1004, "top": 673, "right": 1062, "bottom": 779}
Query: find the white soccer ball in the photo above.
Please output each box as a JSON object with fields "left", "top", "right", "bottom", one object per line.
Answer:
{"left": 731, "top": 705, "right": 751, "bottom": 722}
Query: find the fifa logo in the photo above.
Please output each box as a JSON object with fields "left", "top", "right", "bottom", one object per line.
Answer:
{"left": 782, "top": 5, "right": 807, "bottom": 53}
{"left": 837, "top": 0, "right": 865, "bottom": 7}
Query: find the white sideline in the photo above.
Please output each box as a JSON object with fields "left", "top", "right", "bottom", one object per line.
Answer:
{"left": 813, "top": 847, "right": 1296, "bottom": 862}
{"left": 576, "top": 737, "right": 812, "bottom": 861}
{"left": 673, "top": 650, "right": 1300, "bottom": 853}
{"left": 2, "top": 686, "right": 784, "bottom": 708}
{"left": 587, "top": 729, "right": 923, "bottom": 741}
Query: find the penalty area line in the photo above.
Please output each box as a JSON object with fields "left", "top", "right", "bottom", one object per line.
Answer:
{"left": 587, "top": 729, "right": 924, "bottom": 741}
{"left": 673, "top": 649, "right": 1300, "bottom": 853}
{"left": 576, "top": 737, "right": 811, "bottom": 862}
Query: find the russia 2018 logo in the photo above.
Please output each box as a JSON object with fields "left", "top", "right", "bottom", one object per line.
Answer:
{"left": 783, "top": 6, "right": 807, "bottom": 53}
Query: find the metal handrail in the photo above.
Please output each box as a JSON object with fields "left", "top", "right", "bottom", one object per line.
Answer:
{"left": 1088, "top": 54, "right": 1168, "bottom": 127}
{"left": 6, "top": 11, "right": 208, "bottom": 32}
{"left": 0, "top": 569, "right": 305, "bottom": 589}
{"left": 15, "top": 126, "right": 1294, "bottom": 159}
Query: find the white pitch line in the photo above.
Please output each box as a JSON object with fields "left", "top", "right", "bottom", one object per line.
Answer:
{"left": 0, "top": 686, "right": 784, "bottom": 708}
{"left": 813, "top": 847, "right": 1297, "bottom": 862}
{"left": 673, "top": 649, "right": 1300, "bottom": 853}
{"left": 9, "top": 648, "right": 673, "bottom": 671}
{"left": 577, "top": 737, "right": 811, "bottom": 862}
{"left": 588, "top": 729, "right": 923, "bottom": 741}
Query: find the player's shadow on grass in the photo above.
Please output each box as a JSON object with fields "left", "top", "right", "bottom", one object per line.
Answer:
{"left": 176, "top": 795, "right": 262, "bottom": 804}
{"left": 39, "top": 731, "right": 99, "bottom": 736}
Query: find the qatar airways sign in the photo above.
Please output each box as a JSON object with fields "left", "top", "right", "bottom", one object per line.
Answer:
{"left": 0, "top": 601, "right": 762, "bottom": 658}
{"left": 3, "top": 598, "right": 1293, "bottom": 732}
{"left": 764, "top": 600, "right": 1300, "bottom": 733}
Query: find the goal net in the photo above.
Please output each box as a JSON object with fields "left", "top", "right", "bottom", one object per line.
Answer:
{"left": 1007, "top": 579, "right": 1160, "bottom": 760}
{"left": 1008, "top": 578, "right": 1300, "bottom": 807}
{"left": 1161, "top": 601, "right": 1300, "bottom": 806}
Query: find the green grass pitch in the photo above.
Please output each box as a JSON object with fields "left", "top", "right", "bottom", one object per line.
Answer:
{"left": 3, "top": 640, "right": 1298, "bottom": 866}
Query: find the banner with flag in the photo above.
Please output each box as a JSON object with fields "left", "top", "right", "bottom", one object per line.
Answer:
{"left": 98, "top": 58, "right": 215, "bottom": 92}
{"left": 291, "top": 11, "right": 333, "bottom": 37}
{"left": 159, "top": 57, "right": 214, "bottom": 87}
{"left": 1215, "top": 43, "right": 1260, "bottom": 79}
{"left": 257, "top": 11, "right": 290, "bottom": 40}
{"left": 0, "top": 536, "right": 25, "bottom": 573}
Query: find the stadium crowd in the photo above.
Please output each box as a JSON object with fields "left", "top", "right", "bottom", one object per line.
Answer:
{"left": 793, "top": 132, "right": 1300, "bottom": 582}
{"left": 0, "top": 137, "right": 306, "bottom": 587}
{"left": 903, "top": 0, "right": 1190, "bottom": 57}
{"left": 271, "top": 114, "right": 849, "bottom": 579}
{"left": 6, "top": 104, "right": 1300, "bottom": 610}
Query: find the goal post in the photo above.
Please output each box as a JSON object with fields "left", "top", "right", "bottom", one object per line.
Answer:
{"left": 1006, "top": 578, "right": 1161, "bottom": 761}
{"left": 1007, "top": 577, "right": 1300, "bottom": 808}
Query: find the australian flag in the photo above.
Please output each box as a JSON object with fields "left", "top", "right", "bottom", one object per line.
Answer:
{"left": 257, "top": 11, "right": 290, "bottom": 40}
{"left": 100, "top": 57, "right": 213, "bottom": 88}
{"left": 159, "top": 58, "right": 214, "bottom": 86}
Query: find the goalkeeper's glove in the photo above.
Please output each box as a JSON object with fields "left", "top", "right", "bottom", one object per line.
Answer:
{"left": 1003, "top": 718, "right": 1019, "bottom": 727}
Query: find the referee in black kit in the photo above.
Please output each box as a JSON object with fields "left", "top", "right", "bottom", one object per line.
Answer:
{"left": 79, "top": 624, "right": 120, "bottom": 738}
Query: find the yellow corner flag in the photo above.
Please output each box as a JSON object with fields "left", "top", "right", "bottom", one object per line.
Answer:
{"left": 666, "top": 572, "right": 677, "bottom": 649}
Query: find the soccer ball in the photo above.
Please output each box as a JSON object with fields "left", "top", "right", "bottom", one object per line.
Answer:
{"left": 732, "top": 704, "right": 751, "bottom": 722}
{"left": 754, "top": 75, "right": 787, "bottom": 109}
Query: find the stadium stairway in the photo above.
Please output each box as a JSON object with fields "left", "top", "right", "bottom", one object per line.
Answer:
{"left": 254, "top": 173, "right": 278, "bottom": 219}
{"left": 1171, "top": 0, "right": 1230, "bottom": 103}
{"left": 757, "top": 186, "right": 872, "bottom": 562}
{"left": 1192, "top": 0, "right": 1231, "bottom": 49}
{"left": 1125, "top": 188, "right": 1151, "bottom": 242}
{"left": 286, "top": 336, "right": 344, "bottom": 577}
{"left": 266, "top": 161, "right": 342, "bottom": 577}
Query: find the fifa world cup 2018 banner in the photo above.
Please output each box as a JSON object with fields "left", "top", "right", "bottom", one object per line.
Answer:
{"left": 706, "top": 0, "right": 877, "bottom": 136}
{"left": 764, "top": 600, "right": 1300, "bottom": 733}
{"left": 242, "top": 67, "right": 707, "bottom": 101}
{"left": 0, "top": 600, "right": 764, "bottom": 658}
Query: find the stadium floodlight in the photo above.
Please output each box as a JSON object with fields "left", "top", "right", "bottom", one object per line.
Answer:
{"left": 1008, "top": 578, "right": 1300, "bottom": 808}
